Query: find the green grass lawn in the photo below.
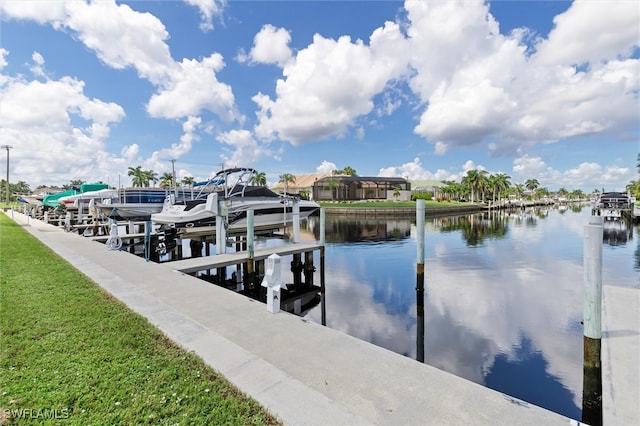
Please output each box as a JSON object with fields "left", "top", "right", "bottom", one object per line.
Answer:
{"left": 0, "top": 214, "right": 280, "bottom": 425}
{"left": 0, "top": 203, "right": 22, "bottom": 210}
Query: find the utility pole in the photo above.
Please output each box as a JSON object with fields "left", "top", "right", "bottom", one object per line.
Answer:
{"left": 171, "top": 159, "right": 176, "bottom": 188}
{"left": 1, "top": 145, "right": 12, "bottom": 203}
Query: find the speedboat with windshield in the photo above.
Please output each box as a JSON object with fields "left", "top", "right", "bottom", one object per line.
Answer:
{"left": 151, "top": 167, "right": 320, "bottom": 235}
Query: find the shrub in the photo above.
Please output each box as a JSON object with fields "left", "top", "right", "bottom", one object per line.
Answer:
{"left": 411, "top": 193, "right": 433, "bottom": 201}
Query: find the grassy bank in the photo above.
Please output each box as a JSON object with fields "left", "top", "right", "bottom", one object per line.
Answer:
{"left": 318, "top": 200, "right": 476, "bottom": 208}
{"left": 0, "top": 214, "right": 280, "bottom": 425}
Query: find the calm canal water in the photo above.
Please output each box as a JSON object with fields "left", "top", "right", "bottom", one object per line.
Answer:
{"left": 295, "top": 204, "right": 638, "bottom": 420}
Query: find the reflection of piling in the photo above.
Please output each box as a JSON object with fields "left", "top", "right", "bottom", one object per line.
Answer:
{"left": 416, "top": 200, "right": 425, "bottom": 363}
{"left": 583, "top": 215, "right": 603, "bottom": 426}
{"left": 291, "top": 254, "right": 303, "bottom": 285}
{"left": 320, "top": 208, "right": 326, "bottom": 326}
{"left": 304, "top": 251, "right": 315, "bottom": 286}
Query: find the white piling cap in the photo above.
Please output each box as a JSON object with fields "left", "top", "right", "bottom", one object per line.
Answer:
{"left": 261, "top": 254, "right": 283, "bottom": 288}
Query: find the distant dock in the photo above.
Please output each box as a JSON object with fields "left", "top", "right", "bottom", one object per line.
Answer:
{"left": 591, "top": 192, "right": 632, "bottom": 221}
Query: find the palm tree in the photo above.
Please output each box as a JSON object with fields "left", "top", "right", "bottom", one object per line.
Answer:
{"left": 462, "top": 170, "right": 488, "bottom": 203}
{"left": 323, "top": 178, "right": 339, "bottom": 200}
{"left": 461, "top": 172, "right": 474, "bottom": 202}
{"left": 487, "top": 175, "right": 499, "bottom": 203}
{"left": 338, "top": 166, "right": 357, "bottom": 176}
{"left": 439, "top": 184, "right": 452, "bottom": 201}
{"left": 525, "top": 178, "right": 540, "bottom": 198}
{"left": 181, "top": 176, "right": 195, "bottom": 187}
{"left": 144, "top": 170, "right": 158, "bottom": 188}
{"left": 278, "top": 173, "right": 296, "bottom": 194}
{"left": 159, "top": 172, "right": 174, "bottom": 188}
{"left": 250, "top": 171, "right": 267, "bottom": 186}
{"left": 509, "top": 183, "right": 524, "bottom": 200}
{"left": 12, "top": 181, "right": 31, "bottom": 194}
{"left": 479, "top": 172, "right": 489, "bottom": 202}
{"left": 392, "top": 186, "right": 401, "bottom": 201}
{"left": 626, "top": 180, "right": 640, "bottom": 198}
{"left": 494, "top": 173, "right": 511, "bottom": 203}
{"left": 535, "top": 187, "right": 549, "bottom": 199}
{"left": 128, "top": 166, "right": 146, "bottom": 187}
{"left": 299, "top": 189, "right": 311, "bottom": 200}
{"left": 459, "top": 179, "right": 472, "bottom": 201}
{"left": 571, "top": 189, "right": 585, "bottom": 200}
{"left": 450, "top": 182, "right": 465, "bottom": 201}
{"left": 62, "top": 179, "right": 85, "bottom": 190}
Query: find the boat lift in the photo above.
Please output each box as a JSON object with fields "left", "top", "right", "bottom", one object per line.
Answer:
{"left": 592, "top": 192, "right": 632, "bottom": 220}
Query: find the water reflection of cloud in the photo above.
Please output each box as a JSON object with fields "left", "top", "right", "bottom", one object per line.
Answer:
{"left": 307, "top": 217, "right": 585, "bottom": 414}
{"left": 307, "top": 262, "right": 414, "bottom": 357}
{"left": 423, "top": 252, "right": 583, "bottom": 409}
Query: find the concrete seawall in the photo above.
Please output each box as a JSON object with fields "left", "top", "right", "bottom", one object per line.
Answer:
{"left": 324, "top": 205, "right": 485, "bottom": 217}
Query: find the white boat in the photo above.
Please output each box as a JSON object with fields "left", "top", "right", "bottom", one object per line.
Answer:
{"left": 97, "top": 187, "right": 204, "bottom": 221}
{"left": 593, "top": 192, "right": 631, "bottom": 220}
{"left": 58, "top": 188, "right": 119, "bottom": 211}
{"left": 151, "top": 168, "right": 320, "bottom": 233}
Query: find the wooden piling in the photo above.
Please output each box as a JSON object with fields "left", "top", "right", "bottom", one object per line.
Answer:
{"left": 320, "top": 208, "right": 325, "bottom": 246}
{"left": 245, "top": 209, "right": 256, "bottom": 290}
{"left": 235, "top": 237, "right": 243, "bottom": 284}
{"left": 320, "top": 208, "right": 326, "bottom": 326}
{"left": 582, "top": 215, "right": 603, "bottom": 426}
{"left": 583, "top": 215, "right": 603, "bottom": 358}
{"left": 416, "top": 199, "right": 425, "bottom": 362}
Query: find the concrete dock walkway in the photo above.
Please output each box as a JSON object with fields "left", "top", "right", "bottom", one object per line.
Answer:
{"left": 601, "top": 284, "right": 640, "bottom": 425}
{"left": 7, "top": 211, "right": 632, "bottom": 425}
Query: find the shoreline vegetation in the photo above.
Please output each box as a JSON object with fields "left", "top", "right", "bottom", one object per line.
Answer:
{"left": 317, "top": 199, "right": 564, "bottom": 216}
{"left": 320, "top": 201, "right": 486, "bottom": 217}
{"left": 319, "top": 200, "right": 460, "bottom": 208}
{"left": 0, "top": 214, "right": 281, "bottom": 425}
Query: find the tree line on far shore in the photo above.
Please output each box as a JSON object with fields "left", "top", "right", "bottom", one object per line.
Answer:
{"left": 2, "top": 157, "right": 639, "bottom": 204}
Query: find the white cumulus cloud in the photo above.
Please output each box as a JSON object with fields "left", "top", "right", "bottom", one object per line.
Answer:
{"left": 217, "top": 129, "right": 266, "bottom": 167}
{"left": 316, "top": 160, "right": 337, "bottom": 174}
{"left": 182, "top": 0, "right": 225, "bottom": 32}
{"left": 253, "top": 21, "right": 410, "bottom": 145}
{"left": 241, "top": 24, "right": 292, "bottom": 67}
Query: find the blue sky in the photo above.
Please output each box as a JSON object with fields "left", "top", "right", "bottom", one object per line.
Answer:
{"left": 1, "top": 0, "right": 638, "bottom": 192}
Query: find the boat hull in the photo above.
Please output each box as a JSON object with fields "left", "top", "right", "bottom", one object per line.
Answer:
{"left": 95, "top": 187, "right": 204, "bottom": 221}
{"left": 151, "top": 170, "right": 320, "bottom": 233}
{"left": 152, "top": 197, "right": 319, "bottom": 233}
{"left": 97, "top": 203, "right": 164, "bottom": 220}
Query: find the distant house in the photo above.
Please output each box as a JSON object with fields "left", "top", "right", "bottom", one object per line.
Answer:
{"left": 411, "top": 180, "right": 447, "bottom": 199}
{"left": 270, "top": 173, "right": 337, "bottom": 199}
{"left": 312, "top": 176, "right": 411, "bottom": 201}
